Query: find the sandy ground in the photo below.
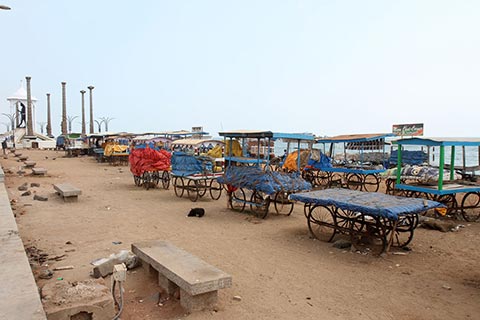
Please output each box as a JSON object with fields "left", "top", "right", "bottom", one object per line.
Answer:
{"left": 2, "top": 149, "right": 480, "bottom": 320}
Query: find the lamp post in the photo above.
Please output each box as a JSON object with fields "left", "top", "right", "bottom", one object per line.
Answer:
{"left": 99, "top": 117, "right": 114, "bottom": 132}
{"left": 88, "top": 86, "right": 94, "bottom": 134}
{"left": 94, "top": 119, "right": 104, "bottom": 133}
{"left": 37, "top": 121, "right": 47, "bottom": 134}
{"left": 67, "top": 116, "right": 78, "bottom": 133}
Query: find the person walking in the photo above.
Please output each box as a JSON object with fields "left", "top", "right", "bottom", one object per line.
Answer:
{"left": 2, "top": 138, "right": 8, "bottom": 155}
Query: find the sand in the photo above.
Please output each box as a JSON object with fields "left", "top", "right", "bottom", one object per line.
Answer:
{"left": 2, "top": 149, "right": 480, "bottom": 320}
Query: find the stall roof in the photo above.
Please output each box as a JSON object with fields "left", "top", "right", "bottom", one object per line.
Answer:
{"left": 272, "top": 132, "right": 315, "bottom": 142}
{"left": 172, "top": 138, "right": 224, "bottom": 146}
{"left": 394, "top": 137, "right": 480, "bottom": 147}
{"left": 86, "top": 132, "right": 137, "bottom": 138}
{"left": 316, "top": 133, "right": 394, "bottom": 144}
{"left": 219, "top": 130, "right": 273, "bottom": 138}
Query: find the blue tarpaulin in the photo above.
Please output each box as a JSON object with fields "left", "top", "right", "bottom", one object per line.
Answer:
{"left": 171, "top": 152, "right": 213, "bottom": 176}
{"left": 217, "top": 166, "right": 312, "bottom": 195}
{"left": 289, "top": 188, "right": 444, "bottom": 220}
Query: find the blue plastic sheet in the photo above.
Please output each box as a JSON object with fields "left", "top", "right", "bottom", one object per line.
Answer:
{"left": 289, "top": 188, "right": 444, "bottom": 220}
{"left": 217, "top": 166, "right": 312, "bottom": 195}
{"left": 171, "top": 152, "right": 213, "bottom": 176}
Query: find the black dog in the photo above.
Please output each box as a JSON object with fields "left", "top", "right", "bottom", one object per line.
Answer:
{"left": 187, "top": 208, "right": 205, "bottom": 218}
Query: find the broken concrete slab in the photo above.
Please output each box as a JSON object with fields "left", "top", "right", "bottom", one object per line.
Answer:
{"left": 32, "top": 168, "right": 47, "bottom": 176}
{"left": 18, "top": 183, "right": 28, "bottom": 191}
{"left": 41, "top": 279, "right": 115, "bottom": 320}
{"left": 92, "top": 250, "right": 139, "bottom": 278}
{"left": 34, "top": 195, "right": 48, "bottom": 202}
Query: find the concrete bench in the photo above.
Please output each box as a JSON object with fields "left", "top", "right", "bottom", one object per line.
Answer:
{"left": 53, "top": 183, "right": 82, "bottom": 202}
{"left": 32, "top": 168, "right": 47, "bottom": 176}
{"left": 18, "top": 155, "right": 28, "bottom": 161}
{"left": 132, "top": 240, "right": 232, "bottom": 312}
{"left": 24, "top": 161, "right": 36, "bottom": 168}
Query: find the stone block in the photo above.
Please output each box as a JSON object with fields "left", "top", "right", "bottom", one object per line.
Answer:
{"left": 41, "top": 279, "right": 115, "bottom": 320}
{"left": 32, "top": 168, "right": 47, "bottom": 176}
{"left": 180, "top": 288, "right": 218, "bottom": 312}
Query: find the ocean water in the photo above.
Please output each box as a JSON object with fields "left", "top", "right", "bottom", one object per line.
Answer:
{"left": 273, "top": 141, "right": 480, "bottom": 170}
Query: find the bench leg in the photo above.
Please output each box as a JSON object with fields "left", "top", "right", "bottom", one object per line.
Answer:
{"left": 180, "top": 289, "right": 218, "bottom": 312}
{"left": 158, "top": 273, "right": 178, "bottom": 296}
{"left": 63, "top": 196, "right": 78, "bottom": 203}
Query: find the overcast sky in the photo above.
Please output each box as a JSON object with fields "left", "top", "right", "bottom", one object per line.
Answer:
{"left": 1, "top": 1, "right": 479, "bottom": 137}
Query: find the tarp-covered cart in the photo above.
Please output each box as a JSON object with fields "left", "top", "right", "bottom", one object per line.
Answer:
{"left": 129, "top": 145, "right": 171, "bottom": 190}
{"left": 290, "top": 188, "right": 443, "bottom": 254}
{"left": 218, "top": 130, "right": 312, "bottom": 218}
{"left": 388, "top": 137, "right": 480, "bottom": 221}
{"left": 311, "top": 133, "right": 393, "bottom": 192}
{"left": 170, "top": 139, "right": 225, "bottom": 202}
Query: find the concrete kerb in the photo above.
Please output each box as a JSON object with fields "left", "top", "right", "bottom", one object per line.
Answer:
{"left": 0, "top": 180, "right": 47, "bottom": 319}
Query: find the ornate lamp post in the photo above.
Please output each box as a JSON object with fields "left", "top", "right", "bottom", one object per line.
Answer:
{"left": 99, "top": 117, "right": 114, "bottom": 132}
{"left": 94, "top": 119, "right": 104, "bottom": 133}
{"left": 67, "top": 116, "right": 78, "bottom": 133}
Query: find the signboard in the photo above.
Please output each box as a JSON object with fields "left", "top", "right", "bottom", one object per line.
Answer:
{"left": 392, "top": 123, "right": 424, "bottom": 137}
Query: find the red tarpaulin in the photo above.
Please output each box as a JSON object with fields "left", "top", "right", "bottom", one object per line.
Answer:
{"left": 129, "top": 148, "right": 171, "bottom": 176}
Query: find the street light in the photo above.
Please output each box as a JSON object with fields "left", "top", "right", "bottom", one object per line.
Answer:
{"left": 37, "top": 121, "right": 47, "bottom": 135}
{"left": 67, "top": 115, "right": 79, "bottom": 133}
{"left": 99, "top": 117, "right": 114, "bottom": 132}
{"left": 94, "top": 119, "right": 104, "bottom": 133}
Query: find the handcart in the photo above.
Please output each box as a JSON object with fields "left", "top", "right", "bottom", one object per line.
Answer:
{"left": 129, "top": 145, "right": 171, "bottom": 190}
{"left": 170, "top": 140, "right": 225, "bottom": 202}
{"left": 389, "top": 137, "right": 480, "bottom": 222}
{"left": 311, "top": 133, "right": 393, "bottom": 192}
{"left": 218, "top": 130, "right": 312, "bottom": 218}
{"left": 290, "top": 188, "right": 443, "bottom": 254}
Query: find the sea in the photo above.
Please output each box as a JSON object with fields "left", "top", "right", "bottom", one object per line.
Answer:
{"left": 273, "top": 141, "right": 480, "bottom": 171}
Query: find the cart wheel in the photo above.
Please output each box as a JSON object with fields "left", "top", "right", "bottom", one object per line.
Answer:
{"left": 142, "top": 172, "right": 153, "bottom": 190}
{"left": 335, "top": 208, "right": 359, "bottom": 232}
{"left": 209, "top": 179, "right": 222, "bottom": 200}
{"left": 152, "top": 172, "right": 160, "bottom": 186}
{"left": 133, "top": 175, "right": 141, "bottom": 187}
{"left": 303, "top": 203, "right": 311, "bottom": 219}
{"left": 273, "top": 192, "right": 294, "bottom": 215}
{"left": 173, "top": 177, "right": 184, "bottom": 197}
{"left": 460, "top": 192, "right": 480, "bottom": 222}
{"left": 197, "top": 180, "right": 208, "bottom": 198}
{"left": 307, "top": 205, "right": 336, "bottom": 242}
{"left": 350, "top": 214, "right": 387, "bottom": 255}
{"left": 385, "top": 179, "right": 395, "bottom": 195}
{"left": 329, "top": 173, "right": 343, "bottom": 188}
{"left": 346, "top": 174, "right": 362, "bottom": 190}
{"left": 161, "top": 171, "right": 170, "bottom": 190}
{"left": 385, "top": 214, "right": 417, "bottom": 248}
{"left": 250, "top": 191, "right": 270, "bottom": 219}
{"left": 315, "top": 171, "right": 329, "bottom": 188}
{"left": 229, "top": 188, "right": 245, "bottom": 212}
{"left": 363, "top": 174, "right": 380, "bottom": 192}
{"left": 432, "top": 194, "right": 457, "bottom": 216}
{"left": 302, "top": 171, "right": 316, "bottom": 187}
{"left": 187, "top": 179, "right": 199, "bottom": 202}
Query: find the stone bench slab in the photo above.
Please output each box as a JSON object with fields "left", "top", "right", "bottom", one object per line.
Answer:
{"left": 24, "top": 161, "right": 36, "bottom": 168}
{"left": 132, "top": 240, "right": 232, "bottom": 296}
{"left": 32, "top": 168, "right": 47, "bottom": 175}
{"left": 53, "top": 184, "right": 82, "bottom": 198}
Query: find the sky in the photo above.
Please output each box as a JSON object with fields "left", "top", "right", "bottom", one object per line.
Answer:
{"left": 0, "top": 1, "right": 479, "bottom": 137}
